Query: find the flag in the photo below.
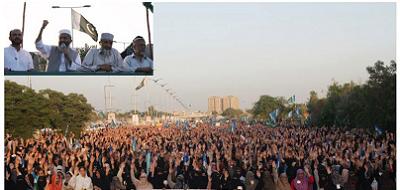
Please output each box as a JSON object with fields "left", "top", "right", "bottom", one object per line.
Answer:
{"left": 202, "top": 153, "right": 207, "bottom": 167}
{"left": 135, "top": 78, "right": 146, "bottom": 90}
{"left": 305, "top": 115, "right": 312, "bottom": 126}
{"left": 277, "top": 153, "right": 281, "bottom": 169}
{"left": 288, "top": 95, "right": 296, "bottom": 104}
{"left": 110, "top": 119, "right": 117, "bottom": 128}
{"left": 288, "top": 111, "right": 293, "bottom": 118}
{"left": 374, "top": 125, "right": 383, "bottom": 135}
{"left": 98, "top": 111, "right": 105, "bottom": 119}
{"left": 163, "top": 122, "right": 169, "bottom": 128}
{"left": 295, "top": 107, "right": 301, "bottom": 117}
{"left": 132, "top": 137, "right": 136, "bottom": 152}
{"left": 146, "top": 151, "right": 151, "bottom": 175}
{"left": 266, "top": 120, "right": 277, "bottom": 127}
{"left": 269, "top": 109, "right": 279, "bottom": 123}
{"left": 64, "top": 125, "right": 69, "bottom": 136}
{"left": 183, "top": 121, "right": 189, "bottom": 130}
{"left": 230, "top": 120, "right": 237, "bottom": 133}
{"left": 71, "top": 9, "right": 98, "bottom": 41}
{"left": 143, "top": 2, "right": 153, "bottom": 13}
{"left": 183, "top": 152, "right": 190, "bottom": 166}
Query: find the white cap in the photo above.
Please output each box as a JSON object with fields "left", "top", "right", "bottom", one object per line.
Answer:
{"left": 55, "top": 165, "right": 64, "bottom": 172}
{"left": 59, "top": 29, "right": 72, "bottom": 36}
{"left": 101, "top": 33, "right": 114, "bottom": 41}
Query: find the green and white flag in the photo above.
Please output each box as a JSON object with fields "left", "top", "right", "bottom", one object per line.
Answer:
{"left": 143, "top": 2, "right": 153, "bottom": 13}
{"left": 135, "top": 78, "right": 146, "bottom": 91}
{"left": 71, "top": 9, "right": 98, "bottom": 41}
{"left": 288, "top": 95, "right": 296, "bottom": 104}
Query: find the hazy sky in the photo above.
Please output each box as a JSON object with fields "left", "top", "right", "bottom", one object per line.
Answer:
{"left": 4, "top": 2, "right": 396, "bottom": 113}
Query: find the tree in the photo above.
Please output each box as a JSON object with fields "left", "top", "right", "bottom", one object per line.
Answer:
{"left": 5, "top": 80, "right": 95, "bottom": 138}
{"left": 77, "top": 43, "right": 96, "bottom": 61}
{"left": 5, "top": 81, "right": 49, "bottom": 137}
{"left": 307, "top": 60, "right": 396, "bottom": 131}
{"left": 222, "top": 108, "right": 243, "bottom": 119}
{"left": 251, "top": 95, "right": 285, "bottom": 120}
{"left": 364, "top": 61, "right": 396, "bottom": 131}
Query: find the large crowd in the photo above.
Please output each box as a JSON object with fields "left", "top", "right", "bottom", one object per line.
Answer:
{"left": 4, "top": 123, "right": 396, "bottom": 190}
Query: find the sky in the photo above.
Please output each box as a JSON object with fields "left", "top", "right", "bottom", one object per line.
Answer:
{"left": 4, "top": 2, "right": 397, "bottom": 113}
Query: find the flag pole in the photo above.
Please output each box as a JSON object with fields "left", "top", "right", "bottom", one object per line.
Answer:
{"left": 22, "top": 2, "right": 26, "bottom": 48}
{"left": 145, "top": 7, "right": 153, "bottom": 59}
{"left": 70, "top": 8, "right": 74, "bottom": 48}
{"left": 134, "top": 78, "right": 137, "bottom": 114}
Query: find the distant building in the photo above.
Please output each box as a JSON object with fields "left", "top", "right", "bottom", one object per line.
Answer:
{"left": 222, "top": 95, "right": 240, "bottom": 111}
{"left": 208, "top": 96, "right": 240, "bottom": 114}
{"left": 208, "top": 96, "right": 222, "bottom": 114}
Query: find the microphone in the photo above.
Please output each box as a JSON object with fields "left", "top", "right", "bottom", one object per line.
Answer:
{"left": 60, "top": 43, "right": 67, "bottom": 50}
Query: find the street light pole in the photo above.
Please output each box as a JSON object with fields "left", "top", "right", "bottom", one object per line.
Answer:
{"left": 104, "top": 84, "right": 114, "bottom": 113}
{"left": 114, "top": 41, "right": 131, "bottom": 50}
{"left": 51, "top": 5, "right": 91, "bottom": 48}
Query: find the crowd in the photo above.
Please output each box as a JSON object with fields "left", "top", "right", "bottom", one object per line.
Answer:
{"left": 4, "top": 123, "right": 396, "bottom": 190}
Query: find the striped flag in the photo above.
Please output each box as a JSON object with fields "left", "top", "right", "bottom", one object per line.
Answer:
{"left": 266, "top": 120, "right": 277, "bottom": 127}
{"left": 269, "top": 109, "right": 279, "bottom": 123}
{"left": 287, "top": 95, "right": 296, "bottom": 104}
{"left": 98, "top": 111, "right": 105, "bottom": 119}
{"left": 132, "top": 137, "right": 136, "bottom": 152}
{"left": 146, "top": 151, "right": 151, "bottom": 175}
{"left": 184, "top": 121, "right": 189, "bottom": 130}
{"left": 135, "top": 78, "right": 146, "bottom": 91}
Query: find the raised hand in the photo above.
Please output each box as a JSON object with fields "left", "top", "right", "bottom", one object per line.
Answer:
{"left": 90, "top": 155, "right": 95, "bottom": 163}
{"left": 120, "top": 161, "right": 126, "bottom": 169}
{"left": 42, "top": 20, "right": 49, "bottom": 29}
{"left": 74, "top": 167, "right": 79, "bottom": 176}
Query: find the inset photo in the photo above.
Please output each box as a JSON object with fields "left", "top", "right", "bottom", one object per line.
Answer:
{"left": 4, "top": 1, "right": 154, "bottom": 75}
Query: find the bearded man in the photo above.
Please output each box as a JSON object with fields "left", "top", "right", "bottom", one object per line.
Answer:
{"left": 4, "top": 29, "right": 34, "bottom": 72}
{"left": 82, "top": 33, "right": 123, "bottom": 72}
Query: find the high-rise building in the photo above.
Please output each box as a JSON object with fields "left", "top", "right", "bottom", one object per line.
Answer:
{"left": 222, "top": 96, "right": 230, "bottom": 111}
{"left": 208, "top": 96, "right": 222, "bottom": 114}
{"left": 209, "top": 96, "right": 240, "bottom": 114}
{"left": 230, "top": 96, "right": 240, "bottom": 110}
{"left": 222, "top": 96, "right": 240, "bottom": 111}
